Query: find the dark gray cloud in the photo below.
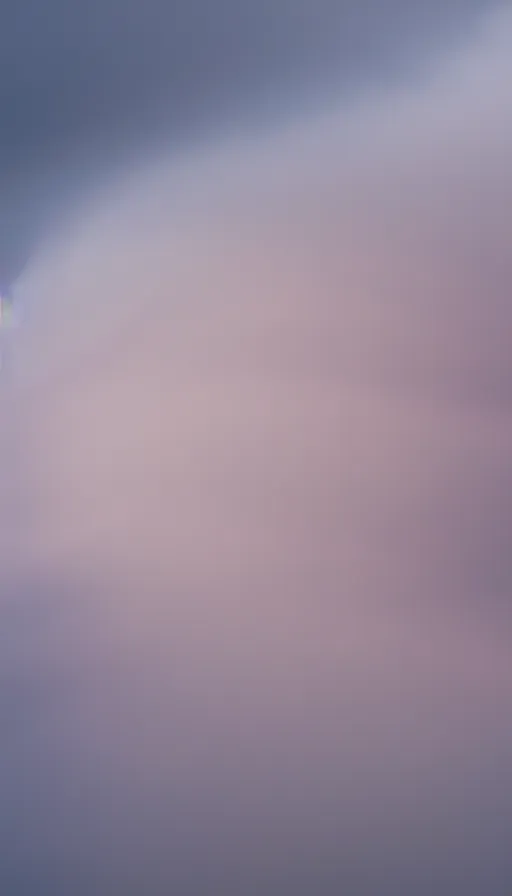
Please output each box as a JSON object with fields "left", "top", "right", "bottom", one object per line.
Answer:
{"left": 1, "top": 0, "right": 499, "bottom": 155}
{"left": 0, "top": 0, "right": 502, "bottom": 290}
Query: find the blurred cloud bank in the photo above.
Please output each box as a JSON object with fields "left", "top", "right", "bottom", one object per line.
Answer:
{"left": 1, "top": 5, "right": 512, "bottom": 893}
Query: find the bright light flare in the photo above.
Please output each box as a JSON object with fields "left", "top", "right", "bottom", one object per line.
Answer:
{"left": 0, "top": 294, "right": 13, "bottom": 328}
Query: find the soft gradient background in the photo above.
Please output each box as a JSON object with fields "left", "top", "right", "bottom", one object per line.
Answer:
{"left": 1, "top": 2, "right": 511, "bottom": 893}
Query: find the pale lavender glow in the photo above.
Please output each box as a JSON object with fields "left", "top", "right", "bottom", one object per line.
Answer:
{"left": 1, "top": 6, "right": 512, "bottom": 893}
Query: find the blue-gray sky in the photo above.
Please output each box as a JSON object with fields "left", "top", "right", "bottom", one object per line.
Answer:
{"left": 0, "top": 0, "right": 502, "bottom": 290}
{"left": 1, "top": 3, "right": 512, "bottom": 895}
